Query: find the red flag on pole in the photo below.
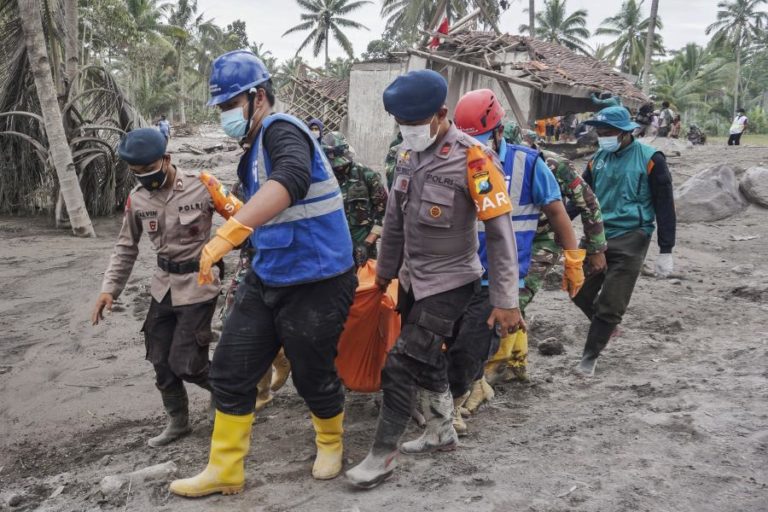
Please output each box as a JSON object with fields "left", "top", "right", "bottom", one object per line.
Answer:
{"left": 428, "top": 16, "right": 450, "bottom": 50}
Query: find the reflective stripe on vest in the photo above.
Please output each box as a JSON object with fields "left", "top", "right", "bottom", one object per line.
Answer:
{"left": 256, "top": 129, "right": 344, "bottom": 225}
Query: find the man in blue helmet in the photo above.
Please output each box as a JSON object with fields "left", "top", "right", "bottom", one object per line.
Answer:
{"left": 574, "top": 106, "right": 676, "bottom": 377}
{"left": 92, "top": 128, "right": 241, "bottom": 448}
{"left": 169, "top": 50, "right": 357, "bottom": 498}
{"left": 346, "top": 70, "right": 524, "bottom": 489}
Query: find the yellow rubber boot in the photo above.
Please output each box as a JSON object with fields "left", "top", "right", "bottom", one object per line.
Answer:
{"left": 310, "top": 412, "right": 344, "bottom": 480}
{"left": 485, "top": 332, "right": 516, "bottom": 385}
{"left": 270, "top": 349, "right": 291, "bottom": 392}
{"left": 169, "top": 410, "right": 254, "bottom": 498}
{"left": 255, "top": 366, "right": 274, "bottom": 413}
{"left": 504, "top": 331, "right": 530, "bottom": 382}
{"left": 462, "top": 377, "right": 495, "bottom": 416}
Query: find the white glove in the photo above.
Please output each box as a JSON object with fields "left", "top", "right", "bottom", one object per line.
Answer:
{"left": 655, "top": 253, "right": 674, "bottom": 278}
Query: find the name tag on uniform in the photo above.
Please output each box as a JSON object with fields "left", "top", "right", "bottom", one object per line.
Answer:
{"left": 394, "top": 174, "right": 410, "bottom": 194}
{"left": 143, "top": 218, "right": 158, "bottom": 233}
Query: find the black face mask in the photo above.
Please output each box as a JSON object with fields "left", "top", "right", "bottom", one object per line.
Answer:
{"left": 136, "top": 166, "right": 167, "bottom": 191}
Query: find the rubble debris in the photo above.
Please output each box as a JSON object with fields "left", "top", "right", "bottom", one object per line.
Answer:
{"left": 99, "top": 461, "right": 177, "bottom": 497}
{"left": 538, "top": 337, "right": 565, "bottom": 356}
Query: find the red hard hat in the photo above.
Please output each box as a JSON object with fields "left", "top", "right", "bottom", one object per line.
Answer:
{"left": 454, "top": 89, "right": 505, "bottom": 136}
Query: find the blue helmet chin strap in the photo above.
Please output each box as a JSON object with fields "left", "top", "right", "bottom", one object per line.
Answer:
{"left": 242, "top": 87, "right": 258, "bottom": 144}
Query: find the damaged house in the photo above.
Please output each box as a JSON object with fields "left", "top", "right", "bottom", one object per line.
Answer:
{"left": 345, "top": 31, "right": 649, "bottom": 169}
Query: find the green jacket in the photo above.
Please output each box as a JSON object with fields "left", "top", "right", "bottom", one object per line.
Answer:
{"left": 587, "top": 140, "right": 658, "bottom": 240}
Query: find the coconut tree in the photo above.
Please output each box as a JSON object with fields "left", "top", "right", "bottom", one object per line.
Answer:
{"left": 706, "top": 0, "right": 768, "bottom": 114}
{"left": 641, "top": 0, "right": 658, "bottom": 94}
{"left": 519, "top": 0, "right": 591, "bottom": 55}
{"left": 164, "top": 0, "right": 218, "bottom": 124}
{"left": 17, "top": 0, "right": 95, "bottom": 236}
{"left": 283, "top": 0, "right": 372, "bottom": 68}
{"left": 596, "top": 0, "right": 664, "bottom": 76}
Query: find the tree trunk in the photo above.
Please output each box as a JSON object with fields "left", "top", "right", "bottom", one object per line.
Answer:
{"left": 733, "top": 43, "right": 741, "bottom": 115}
{"left": 325, "top": 31, "right": 329, "bottom": 69}
{"left": 529, "top": 0, "right": 535, "bottom": 37}
{"left": 19, "top": 0, "right": 95, "bottom": 237}
{"left": 642, "top": 0, "right": 659, "bottom": 95}
{"left": 177, "top": 49, "right": 186, "bottom": 124}
{"left": 64, "top": 0, "right": 79, "bottom": 97}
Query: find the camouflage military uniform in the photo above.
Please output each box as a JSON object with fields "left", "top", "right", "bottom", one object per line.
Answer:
{"left": 322, "top": 131, "right": 388, "bottom": 262}
{"left": 519, "top": 151, "right": 607, "bottom": 313}
{"left": 338, "top": 163, "right": 387, "bottom": 257}
{"left": 384, "top": 132, "right": 403, "bottom": 190}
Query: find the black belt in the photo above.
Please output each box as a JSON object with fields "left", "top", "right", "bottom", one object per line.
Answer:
{"left": 157, "top": 256, "right": 200, "bottom": 274}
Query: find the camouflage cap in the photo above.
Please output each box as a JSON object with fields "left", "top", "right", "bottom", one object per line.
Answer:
{"left": 321, "top": 131, "right": 352, "bottom": 168}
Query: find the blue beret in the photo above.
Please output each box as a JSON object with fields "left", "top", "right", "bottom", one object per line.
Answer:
{"left": 383, "top": 69, "right": 448, "bottom": 122}
{"left": 117, "top": 128, "right": 168, "bottom": 165}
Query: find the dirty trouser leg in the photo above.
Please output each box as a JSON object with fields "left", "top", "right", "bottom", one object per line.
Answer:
{"left": 446, "top": 286, "right": 496, "bottom": 398}
{"left": 581, "top": 230, "right": 651, "bottom": 362}
{"left": 275, "top": 269, "right": 357, "bottom": 419}
{"left": 380, "top": 281, "right": 479, "bottom": 420}
{"left": 572, "top": 264, "right": 606, "bottom": 321}
{"left": 210, "top": 271, "right": 283, "bottom": 415}
{"left": 168, "top": 297, "right": 218, "bottom": 389}
{"left": 143, "top": 293, "right": 183, "bottom": 392}
{"left": 519, "top": 238, "right": 561, "bottom": 314}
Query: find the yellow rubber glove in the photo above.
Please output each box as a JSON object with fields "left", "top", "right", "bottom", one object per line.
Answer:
{"left": 562, "top": 248, "right": 587, "bottom": 298}
{"left": 198, "top": 217, "right": 253, "bottom": 285}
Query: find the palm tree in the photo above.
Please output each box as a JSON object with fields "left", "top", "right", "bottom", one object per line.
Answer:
{"left": 641, "top": 0, "right": 658, "bottom": 94}
{"left": 706, "top": 0, "right": 768, "bottom": 114}
{"left": 164, "top": 0, "right": 218, "bottom": 124}
{"left": 17, "top": 0, "right": 95, "bottom": 236}
{"left": 596, "top": 0, "right": 664, "bottom": 76}
{"left": 519, "top": 0, "right": 591, "bottom": 55}
{"left": 283, "top": 0, "right": 372, "bottom": 68}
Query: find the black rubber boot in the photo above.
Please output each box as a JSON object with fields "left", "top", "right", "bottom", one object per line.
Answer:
{"left": 346, "top": 406, "right": 409, "bottom": 489}
{"left": 577, "top": 318, "right": 617, "bottom": 377}
{"left": 148, "top": 387, "right": 192, "bottom": 447}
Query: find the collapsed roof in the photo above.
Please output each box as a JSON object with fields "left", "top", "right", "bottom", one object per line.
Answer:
{"left": 277, "top": 75, "right": 349, "bottom": 132}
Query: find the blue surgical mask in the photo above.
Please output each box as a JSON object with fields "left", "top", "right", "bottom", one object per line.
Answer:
{"left": 136, "top": 166, "right": 167, "bottom": 191}
{"left": 220, "top": 107, "right": 248, "bottom": 139}
{"left": 598, "top": 135, "right": 622, "bottom": 152}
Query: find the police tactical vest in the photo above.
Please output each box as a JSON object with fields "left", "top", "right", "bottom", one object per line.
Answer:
{"left": 590, "top": 140, "right": 658, "bottom": 240}
{"left": 478, "top": 143, "right": 541, "bottom": 283}
{"left": 241, "top": 113, "right": 353, "bottom": 286}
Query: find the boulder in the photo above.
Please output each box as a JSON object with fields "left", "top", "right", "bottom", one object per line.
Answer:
{"left": 740, "top": 166, "right": 768, "bottom": 208}
{"left": 675, "top": 165, "right": 748, "bottom": 223}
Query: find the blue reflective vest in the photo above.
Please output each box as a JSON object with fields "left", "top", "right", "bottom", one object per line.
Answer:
{"left": 589, "top": 140, "right": 658, "bottom": 240}
{"left": 478, "top": 143, "right": 541, "bottom": 284}
{"left": 239, "top": 113, "right": 353, "bottom": 286}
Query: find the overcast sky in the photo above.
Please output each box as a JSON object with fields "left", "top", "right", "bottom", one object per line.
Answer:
{"left": 196, "top": 0, "right": 736, "bottom": 66}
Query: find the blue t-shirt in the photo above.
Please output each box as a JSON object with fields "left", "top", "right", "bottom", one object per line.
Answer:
{"left": 157, "top": 120, "right": 170, "bottom": 137}
{"left": 530, "top": 157, "right": 562, "bottom": 207}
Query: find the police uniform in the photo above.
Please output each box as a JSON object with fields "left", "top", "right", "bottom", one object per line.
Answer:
{"left": 99, "top": 128, "right": 237, "bottom": 449}
{"left": 102, "top": 152, "right": 220, "bottom": 394}
{"left": 346, "top": 70, "right": 520, "bottom": 489}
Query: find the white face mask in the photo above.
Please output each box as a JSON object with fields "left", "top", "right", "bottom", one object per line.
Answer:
{"left": 399, "top": 116, "right": 437, "bottom": 152}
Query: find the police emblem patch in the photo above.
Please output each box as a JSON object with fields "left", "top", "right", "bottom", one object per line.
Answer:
{"left": 429, "top": 206, "right": 442, "bottom": 218}
{"left": 473, "top": 171, "right": 493, "bottom": 195}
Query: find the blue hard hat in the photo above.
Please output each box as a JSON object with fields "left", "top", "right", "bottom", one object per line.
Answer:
{"left": 584, "top": 106, "right": 639, "bottom": 132}
{"left": 208, "top": 50, "right": 271, "bottom": 106}
{"left": 383, "top": 69, "right": 448, "bottom": 122}
{"left": 117, "top": 128, "right": 167, "bottom": 165}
